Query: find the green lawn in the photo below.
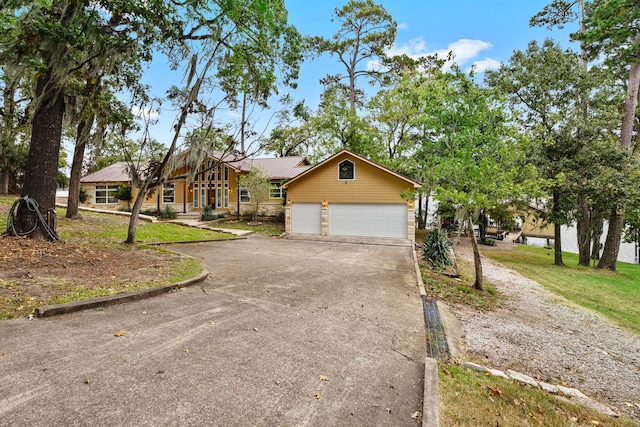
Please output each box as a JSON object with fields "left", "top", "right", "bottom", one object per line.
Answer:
{"left": 484, "top": 245, "right": 640, "bottom": 335}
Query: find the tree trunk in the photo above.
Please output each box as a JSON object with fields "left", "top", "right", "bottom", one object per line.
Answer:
{"left": 479, "top": 211, "right": 487, "bottom": 241}
{"left": 590, "top": 207, "right": 604, "bottom": 261}
{"left": 551, "top": 190, "right": 564, "bottom": 266}
{"left": 17, "top": 71, "right": 65, "bottom": 240}
{"left": 599, "top": 38, "right": 640, "bottom": 269}
{"left": 554, "top": 222, "right": 564, "bottom": 266}
{"left": 0, "top": 171, "right": 8, "bottom": 195}
{"left": 66, "top": 117, "right": 93, "bottom": 219}
{"left": 597, "top": 207, "right": 624, "bottom": 271}
{"left": 468, "top": 216, "right": 483, "bottom": 291}
{"left": 125, "top": 183, "right": 147, "bottom": 244}
{"left": 576, "top": 195, "right": 591, "bottom": 266}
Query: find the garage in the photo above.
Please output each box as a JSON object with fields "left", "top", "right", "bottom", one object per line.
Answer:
{"left": 282, "top": 150, "right": 420, "bottom": 241}
{"left": 291, "top": 203, "right": 322, "bottom": 234}
{"left": 329, "top": 203, "right": 407, "bottom": 239}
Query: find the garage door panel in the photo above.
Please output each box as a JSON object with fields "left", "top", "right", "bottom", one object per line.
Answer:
{"left": 292, "top": 203, "right": 322, "bottom": 234}
{"left": 329, "top": 204, "right": 407, "bottom": 239}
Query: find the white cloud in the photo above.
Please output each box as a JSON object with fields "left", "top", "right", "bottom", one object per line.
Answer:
{"left": 385, "top": 37, "right": 499, "bottom": 72}
{"left": 397, "top": 22, "right": 408, "bottom": 30}
{"left": 131, "top": 106, "right": 160, "bottom": 119}
{"left": 469, "top": 58, "right": 502, "bottom": 73}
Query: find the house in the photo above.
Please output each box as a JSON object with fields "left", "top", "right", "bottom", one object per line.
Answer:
{"left": 79, "top": 150, "right": 420, "bottom": 241}
{"left": 281, "top": 150, "right": 421, "bottom": 241}
{"left": 79, "top": 154, "right": 311, "bottom": 216}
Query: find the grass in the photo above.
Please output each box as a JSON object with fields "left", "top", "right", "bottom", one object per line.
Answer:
{"left": 216, "top": 219, "right": 284, "bottom": 236}
{"left": 483, "top": 245, "right": 640, "bottom": 335}
{"left": 0, "top": 257, "right": 203, "bottom": 320}
{"left": 0, "top": 197, "right": 224, "bottom": 319}
{"left": 439, "top": 364, "right": 637, "bottom": 426}
{"left": 420, "top": 255, "right": 500, "bottom": 311}
{"left": 56, "top": 210, "right": 234, "bottom": 245}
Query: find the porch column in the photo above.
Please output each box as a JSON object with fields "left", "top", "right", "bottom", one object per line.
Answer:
{"left": 407, "top": 201, "right": 416, "bottom": 242}
{"left": 321, "top": 201, "right": 329, "bottom": 236}
{"left": 285, "top": 201, "right": 292, "bottom": 233}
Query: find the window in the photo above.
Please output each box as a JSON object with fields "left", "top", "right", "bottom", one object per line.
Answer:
{"left": 163, "top": 183, "right": 175, "bottom": 203}
{"left": 193, "top": 184, "right": 199, "bottom": 208}
{"left": 216, "top": 184, "right": 222, "bottom": 208}
{"left": 269, "top": 185, "right": 283, "bottom": 199}
{"left": 240, "top": 188, "right": 251, "bottom": 203}
{"left": 95, "top": 185, "right": 118, "bottom": 204}
{"left": 338, "top": 160, "right": 355, "bottom": 180}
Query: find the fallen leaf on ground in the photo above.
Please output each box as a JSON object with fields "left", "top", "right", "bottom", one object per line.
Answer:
{"left": 314, "top": 392, "right": 321, "bottom": 399}
{"left": 114, "top": 330, "right": 126, "bottom": 337}
{"left": 319, "top": 375, "right": 329, "bottom": 381}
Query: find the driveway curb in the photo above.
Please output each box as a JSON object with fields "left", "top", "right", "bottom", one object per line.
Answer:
{"left": 35, "top": 269, "right": 209, "bottom": 318}
{"left": 414, "top": 247, "right": 440, "bottom": 426}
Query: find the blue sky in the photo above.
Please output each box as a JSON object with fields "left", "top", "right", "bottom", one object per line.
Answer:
{"left": 130, "top": 0, "right": 578, "bottom": 152}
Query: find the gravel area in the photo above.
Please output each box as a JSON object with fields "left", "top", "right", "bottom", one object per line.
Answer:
{"left": 450, "top": 239, "right": 640, "bottom": 421}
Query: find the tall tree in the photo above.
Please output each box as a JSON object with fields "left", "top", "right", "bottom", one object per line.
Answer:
{"left": 419, "top": 66, "right": 526, "bottom": 290}
{"left": 310, "top": 0, "right": 396, "bottom": 114}
{"left": 486, "top": 40, "right": 592, "bottom": 266}
{"left": 123, "top": 0, "right": 303, "bottom": 244}
{"left": 0, "top": 0, "right": 175, "bottom": 239}
{"left": 578, "top": 0, "right": 640, "bottom": 270}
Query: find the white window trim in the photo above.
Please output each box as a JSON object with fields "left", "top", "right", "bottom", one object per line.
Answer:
{"left": 163, "top": 183, "right": 175, "bottom": 204}
{"left": 338, "top": 160, "right": 355, "bottom": 181}
{"left": 95, "top": 184, "right": 118, "bottom": 204}
{"left": 269, "top": 185, "right": 284, "bottom": 199}
{"left": 239, "top": 188, "right": 251, "bottom": 203}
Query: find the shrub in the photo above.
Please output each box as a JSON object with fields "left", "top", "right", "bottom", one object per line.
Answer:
{"left": 78, "top": 188, "right": 89, "bottom": 203}
{"left": 141, "top": 208, "right": 159, "bottom": 216}
{"left": 423, "top": 228, "right": 453, "bottom": 268}
{"left": 159, "top": 205, "right": 176, "bottom": 219}
{"left": 274, "top": 210, "right": 285, "bottom": 223}
{"left": 200, "top": 205, "right": 216, "bottom": 221}
{"left": 480, "top": 237, "right": 497, "bottom": 246}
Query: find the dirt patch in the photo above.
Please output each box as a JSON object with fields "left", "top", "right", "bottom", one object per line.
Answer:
{"left": 0, "top": 235, "right": 182, "bottom": 317}
{"left": 450, "top": 238, "right": 640, "bottom": 421}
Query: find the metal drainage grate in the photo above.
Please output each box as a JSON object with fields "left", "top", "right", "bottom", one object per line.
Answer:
{"left": 422, "top": 296, "right": 450, "bottom": 360}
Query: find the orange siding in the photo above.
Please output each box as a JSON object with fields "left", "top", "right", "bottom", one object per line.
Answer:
{"left": 286, "top": 153, "right": 411, "bottom": 203}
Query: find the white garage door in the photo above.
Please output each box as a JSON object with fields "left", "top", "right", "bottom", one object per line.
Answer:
{"left": 329, "top": 203, "right": 407, "bottom": 239}
{"left": 292, "top": 203, "right": 322, "bottom": 234}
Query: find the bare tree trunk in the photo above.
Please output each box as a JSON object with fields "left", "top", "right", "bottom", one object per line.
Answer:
{"left": 576, "top": 195, "right": 591, "bottom": 266}
{"left": 590, "top": 208, "right": 604, "bottom": 261}
{"left": 17, "top": 71, "right": 65, "bottom": 240}
{"left": 468, "top": 216, "right": 483, "bottom": 291}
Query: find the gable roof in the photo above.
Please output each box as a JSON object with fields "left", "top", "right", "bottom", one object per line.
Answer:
{"left": 80, "top": 162, "right": 131, "bottom": 183}
{"left": 280, "top": 150, "right": 421, "bottom": 189}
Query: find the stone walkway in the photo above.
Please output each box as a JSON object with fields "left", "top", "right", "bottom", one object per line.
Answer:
{"left": 167, "top": 218, "right": 254, "bottom": 236}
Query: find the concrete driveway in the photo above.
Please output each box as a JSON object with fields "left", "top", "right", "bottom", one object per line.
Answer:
{"left": 0, "top": 235, "right": 425, "bottom": 426}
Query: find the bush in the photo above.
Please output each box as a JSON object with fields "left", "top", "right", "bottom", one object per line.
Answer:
{"left": 274, "top": 210, "right": 285, "bottom": 223}
{"left": 480, "top": 237, "right": 496, "bottom": 246}
{"left": 200, "top": 205, "right": 216, "bottom": 221}
{"left": 78, "top": 188, "right": 88, "bottom": 203}
{"left": 159, "top": 205, "right": 176, "bottom": 219}
{"left": 141, "top": 208, "right": 159, "bottom": 216}
{"left": 423, "top": 228, "right": 453, "bottom": 268}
